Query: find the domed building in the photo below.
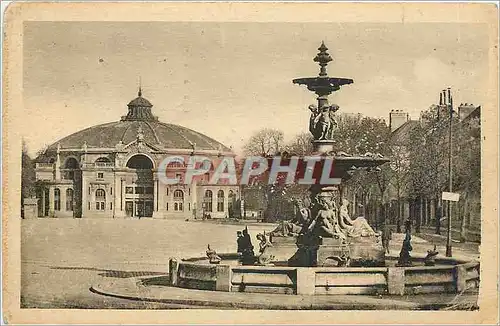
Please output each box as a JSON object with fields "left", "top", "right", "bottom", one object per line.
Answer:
{"left": 34, "top": 89, "right": 239, "bottom": 219}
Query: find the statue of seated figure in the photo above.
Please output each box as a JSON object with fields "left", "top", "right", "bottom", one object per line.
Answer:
{"left": 256, "top": 232, "right": 275, "bottom": 265}
{"left": 206, "top": 244, "right": 222, "bottom": 264}
{"left": 304, "top": 192, "right": 346, "bottom": 240}
{"left": 338, "top": 199, "right": 376, "bottom": 238}
{"left": 270, "top": 199, "right": 310, "bottom": 237}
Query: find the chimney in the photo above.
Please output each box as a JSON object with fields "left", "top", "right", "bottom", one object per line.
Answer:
{"left": 458, "top": 103, "right": 477, "bottom": 121}
{"left": 389, "top": 110, "right": 410, "bottom": 132}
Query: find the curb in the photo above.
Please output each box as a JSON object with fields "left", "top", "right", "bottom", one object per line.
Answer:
{"left": 89, "top": 276, "right": 468, "bottom": 310}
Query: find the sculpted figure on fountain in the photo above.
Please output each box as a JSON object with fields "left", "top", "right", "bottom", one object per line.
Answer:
{"left": 308, "top": 104, "right": 340, "bottom": 141}
{"left": 305, "top": 191, "right": 346, "bottom": 240}
{"left": 256, "top": 232, "right": 275, "bottom": 265}
{"left": 338, "top": 199, "right": 377, "bottom": 238}
{"left": 270, "top": 198, "right": 311, "bottom": 237}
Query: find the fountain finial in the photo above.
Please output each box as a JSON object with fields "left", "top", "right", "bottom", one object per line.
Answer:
{"left": 314, "top": 41, "right": 333, "bottom": 77}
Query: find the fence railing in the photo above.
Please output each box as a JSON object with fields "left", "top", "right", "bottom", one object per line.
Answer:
{"left": 36, "top": 163, "right": 54, "bottom": 168}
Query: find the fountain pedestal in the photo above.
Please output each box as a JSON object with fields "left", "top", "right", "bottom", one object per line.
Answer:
{"left": 268, "top": 235, "right": 299, "bottom": 262}
{"left": 348, "top": 235, "right": 385, "bottom": 267}
{"left": 288, "top": 235, "right": 350, "bottom": 267}
{"left": 285, "top": 234, "right": 384, "bottom": 267}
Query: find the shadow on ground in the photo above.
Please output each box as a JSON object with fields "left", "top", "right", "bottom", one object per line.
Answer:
{"left": 49, "top": 266, "right": 165, "bottom": 278}
{"left": 141, "top": 275, "right": 171, "bottom": 286}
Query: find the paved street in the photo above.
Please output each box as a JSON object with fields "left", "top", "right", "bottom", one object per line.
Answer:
{"left": 21, "top": 218, "right": 479, "bottom": 309}
{"left": 21, "top": 218, "right": 277, "bottom": 308}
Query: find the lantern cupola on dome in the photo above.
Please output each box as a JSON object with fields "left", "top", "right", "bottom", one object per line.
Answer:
{"left": 122, "top": 87, "right": 158, "bottom": 121}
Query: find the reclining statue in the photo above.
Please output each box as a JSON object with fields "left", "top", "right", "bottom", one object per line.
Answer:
{"left": 304, "top": 192, "right": 346, "bottom": 240}
{"left": 270, "top": 199, "right": 311, "bottom": 237}
{"left": 338, "top": 199, "right": 376, "bottom": 238}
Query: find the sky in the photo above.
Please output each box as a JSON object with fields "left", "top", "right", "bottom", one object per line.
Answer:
{"left": 23, "top": 22, "right": 489, "bottom": 156}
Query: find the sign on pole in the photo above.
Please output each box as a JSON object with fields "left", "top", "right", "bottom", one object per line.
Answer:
{"left": 442, "top": 192, "right": 460, "bottom": 202}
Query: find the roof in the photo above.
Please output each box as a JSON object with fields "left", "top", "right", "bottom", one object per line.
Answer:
{"left": 127, "top": 96, "right": 153, "bottom": 108}
{"left": 42, "top": 90, "right": 232, "bottom": 154}
{"left": 389, "top": 120, "right": 419, "bottom": 145}
{"left": 46, "top": 120, "right": 232, "bottom": 152}
{"left": 461, "top": 106, "right": 481, "bottom": 123}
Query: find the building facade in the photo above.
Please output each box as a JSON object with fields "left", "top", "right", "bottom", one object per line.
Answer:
{"left": 34, "top": 90, "right": 239, "bottom": 219}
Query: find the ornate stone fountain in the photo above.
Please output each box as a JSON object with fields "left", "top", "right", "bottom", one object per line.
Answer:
{"left": 91, "top": 43, "right": 480, "bottom": 302}
{"left": 268, "top": 41, "right": 390, "bottom": 267}
{"left": 155, "top": 44, "right": 479, "bottom": 298}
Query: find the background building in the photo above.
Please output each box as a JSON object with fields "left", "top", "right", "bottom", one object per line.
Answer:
{"left": 33, "top": 90, "right": 239, "bottom": 219}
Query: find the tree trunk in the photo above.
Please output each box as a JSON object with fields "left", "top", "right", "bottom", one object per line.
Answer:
{"left": 459, "top": 194, "right": 468, "bottom": 243}
{"left": 428, "top": 198, "right": 432, "bottom": 226}
{"left": 417, "top": 196, "right": 423, "bottom": 233}
{"left": 435, "top": 194, "right": 442, "bottom": 235}
{"left": 397, "top": 192, "right": 402, "bottom": 233}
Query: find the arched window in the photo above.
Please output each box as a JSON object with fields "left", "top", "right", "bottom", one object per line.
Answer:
{"left": 64, "top": 157, "right": 78, "bottom": 169}
{"left": 126, "top": 154, "right": 153, "bottom": 169}
{"left": 95, "top": 157, "right": 111, "bottom": 163}
{"left": 66, "top": 189, "right": 74, "bottom": 211}
{"left": 63, "top": 157, "right": 78, "bottom": 180}
{"left": 167, "top": 159, "right": 185, "bottom": 169}
{"left": 54, "top": 188, "right": 61, "bottom": 211}
{"left": 217, "top": 190, "right": 224, "bottom": 212}
{"left": 95, "top": 189, "right": 106, "bottom": 211}
{"left": 173, "top": 190, "right": 184, "bottom": 211}
{"left": 204, "top": 190, "right": 213, "bottom": 212}
{"left": 96, "top": 189, "right": 106, "bottom": 199}
{"left": 95, "top": 157, "right": 112, "bottom": 167}
{"left": 173, "top": 190, "right": 184, "bottom": 199}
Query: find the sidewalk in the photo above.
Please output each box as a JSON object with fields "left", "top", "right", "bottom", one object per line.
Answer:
{"left": 415, "top": 231, "right": 480, "bottom": 253}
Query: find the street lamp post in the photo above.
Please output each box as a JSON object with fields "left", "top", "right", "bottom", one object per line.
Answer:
{"left": 445, "top": 88, "right": 454, "bottom": 257}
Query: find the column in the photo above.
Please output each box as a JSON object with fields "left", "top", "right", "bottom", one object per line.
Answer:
{"left": 48, "top": 187, "right": 55, "bottom": 216}
{"left": 152, "top": 176, "right": 160, "bottom": 218}
{"left": 81, "top": 171, "right": 88, "bottom": 217}
{"left": 55, "top": 145, "right": 61, "bottom": 181}
{"left": 296, "top": 268, "right": 315, "bottom": 295}
{"left": 41, "top": 188, "right": 46, "bottom": 217}
{"left": 387, "top": 268, "right": 405, "bottom": 295}
{"left": 154, "top": 179, "right": 158, "bottom": 212}
{"left": 191, "top": 182, "right": 198, "bottom": 219}
{"left": 454, "top": 265, "right": 467, "bottom": 293}
{"left": 114, "top": 174, "right": 125, "bottom": 218}
{"left": 215, "top": 265, "right": 231, "bottom": 292}
{"left": 169, "top": 258, "right": 179, "bottom": 286}
{"left": 60, "top": 187, "right": 66, "bottom": 214}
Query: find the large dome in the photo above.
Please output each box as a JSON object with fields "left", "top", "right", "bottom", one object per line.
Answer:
{"left": 45, "top": 90, "right": 231, "bottom": 152}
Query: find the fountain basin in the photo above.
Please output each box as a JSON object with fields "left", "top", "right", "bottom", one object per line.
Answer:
{"left": 168, "top": 254, "right": 479, "bottom": 296}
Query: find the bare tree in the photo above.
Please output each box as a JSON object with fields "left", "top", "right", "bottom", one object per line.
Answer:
{"left": 21, "top": 140, "right": 36, "bottom": 217}
{"left": 243, "top": 128, "right": 285, "bottom": 156}
{"left": 284, "top": 132, "right": 314, "bottom": 156}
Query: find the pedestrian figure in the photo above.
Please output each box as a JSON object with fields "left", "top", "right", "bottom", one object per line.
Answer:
{"left": 404, "top": 218, "right": 412, "bottom": 234}
{"left": 396, "top": 232, "right": 413, "bottom": 267}
{"left": 236, "top": 231, "right": 244, "bottom": 253}
{"left": 436, "top": 205, "right": 442, "bottom": 235}
{"left": 382, "top": 223, "right": 393, "bottom": 254}
{"left": 239, "top": 227, "right": 255, "bottom": 265}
